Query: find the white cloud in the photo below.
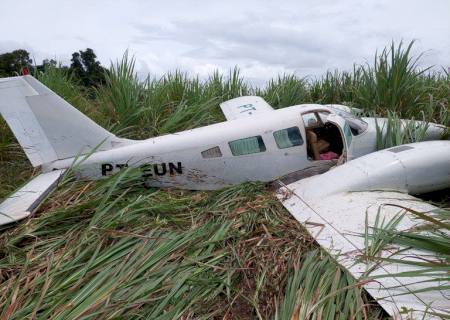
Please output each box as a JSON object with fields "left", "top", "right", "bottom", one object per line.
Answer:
{"left": 0, "top": 0, "right": 449, "bottom": 83}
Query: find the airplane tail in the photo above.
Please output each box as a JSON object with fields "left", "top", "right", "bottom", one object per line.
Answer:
{"left": 0, "top": 75, "right": 133, "bottom": 226}
{"left": 0, "top": 75, "right": 128, "bottom": 167}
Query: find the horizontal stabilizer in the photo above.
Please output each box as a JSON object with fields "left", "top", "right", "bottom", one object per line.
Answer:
{"left": 219, "top": 96, "right": 273, "bottom": 120}
{"left": 0, "top": 169, "right": 64, "bottom": 226}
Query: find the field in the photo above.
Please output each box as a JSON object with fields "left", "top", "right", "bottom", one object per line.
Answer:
{"left": 0, "top": 42, "right": 448, "bottom": 319}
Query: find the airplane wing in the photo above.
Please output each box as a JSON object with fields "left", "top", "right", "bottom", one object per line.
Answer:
{"left": 277, "top": 141, "right": 450, "bottom": 319}
{"left": 0, "top": 169, "right": 65, "bottom": 226}
{"left": 219, "top": 96, "right": 274, "bottom": 120}
{"left": 278, "top": 187, "right": 448, "bottom": 319}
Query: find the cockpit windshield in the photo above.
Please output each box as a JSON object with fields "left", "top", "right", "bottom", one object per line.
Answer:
{"left": 328, "top": 107, "right": 368, "bottom": 135}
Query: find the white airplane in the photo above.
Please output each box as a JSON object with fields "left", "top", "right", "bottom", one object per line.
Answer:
{"left": 0, "top": 75, "right": 449, "bottom": 318}
{"left": 0, "top": 75, "right": 447, "bottom": 224}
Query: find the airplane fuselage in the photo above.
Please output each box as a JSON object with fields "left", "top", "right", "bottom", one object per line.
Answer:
{"left": 43, "top": 105, "right": 362, "bottom": 189}
{"left": 46, "top": 105, "right": 321, "bottom": 189}
{"left": 43, "top": 104, "right": 445, "bottom": 190}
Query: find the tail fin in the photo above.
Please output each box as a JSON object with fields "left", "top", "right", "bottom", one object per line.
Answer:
{"left": 0, "top": 75, "right": 128, "bottom": 166}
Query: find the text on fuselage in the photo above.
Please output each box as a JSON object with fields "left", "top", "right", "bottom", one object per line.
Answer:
{"left": 101, "top": 162, "right": 183, "bottom": 177}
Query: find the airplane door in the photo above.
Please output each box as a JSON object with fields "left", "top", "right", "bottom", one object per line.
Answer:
{"left": 326, "top": 114, "right": 355, "bottom": 161}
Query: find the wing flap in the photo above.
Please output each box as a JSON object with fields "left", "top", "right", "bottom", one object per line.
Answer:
{"left": 0, "top": 169, "right": 65, "bottom": 226}
{"left": 219, "top": 96, "right": 273, "bottom": 120}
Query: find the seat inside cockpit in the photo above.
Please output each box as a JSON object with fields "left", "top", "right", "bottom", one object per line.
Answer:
{"left": 302, "top": 111, "right": 344, "bottom": 161}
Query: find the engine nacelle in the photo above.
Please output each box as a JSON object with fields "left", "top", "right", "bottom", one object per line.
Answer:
{"left": 300, "top": 141, "right": 450, "bottom": 197}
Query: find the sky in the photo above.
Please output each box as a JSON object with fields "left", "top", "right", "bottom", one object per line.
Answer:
{"left": 1, "top": 0, "right": 449, "bottom": 85}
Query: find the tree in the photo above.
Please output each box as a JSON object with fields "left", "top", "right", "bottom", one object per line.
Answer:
{"left": 0, "top": 49, "right": 32, "bottom": 76}
{"left": 42, "top": 59, "right": 57, "bottom": 68}
{"left": 70, "top": 48, "right": 106, "bottom": 87}
{"left": 35, "top": 58, "right": 58, "bottom": 72}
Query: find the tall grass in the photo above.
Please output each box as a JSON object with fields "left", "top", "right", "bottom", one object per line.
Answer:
{"left": 375, "top": 111, "right": 431, "bottom": 150}
{"left": 261, "top": 74, "right": 309, "bottom": 108}
{"left": 97, "top": 52, "right": 143, "bottom": 133}
{"left": 276, "top": 250, "right": 384, "bottom": 320}
{"left": 357, "top": 42, "right": 425, "bottom": 113}
{"left": 0, "top": 40, "right": 448, "bottom": 319}
{"left": 309, "top": 69, "right": 359, "bottom": 105}
{"left": 362, "top": 205, "right": 450, "bottom": 318}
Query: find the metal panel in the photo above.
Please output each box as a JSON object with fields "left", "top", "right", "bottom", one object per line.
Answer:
{"left": 0, "top": 78, "right": 58, "bottom": 166}
{"left": 219, "top": 96, "right": 274, "bottom": 120}
{"left": 278, "top": 188, "right": 447, "bottom": 319}
{"left": 26, "top": 93, "right": 115, "bottom": 159}
{"left": 0, "top": 76, "right": 130, "bottom": 167}
{"left": 0, "top": 170, "right": 64, "bottom": 225}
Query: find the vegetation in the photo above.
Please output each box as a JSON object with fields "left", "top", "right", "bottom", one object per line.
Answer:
{"left": 362, "top": 205, "right": 449, "bottom": 319}
{"left": 0, "top": 49, "right": 32, "bottom": 76}
{"left": 374, "top": 111, "right": 431, "bottom": 150}
{"left": 0, "top": 41, "right": 448, "bottom": 319}
{"left": 0, "top": 47, "right": 105, "bottom": 88}
{"left": 70, "top": 48, "right": 107, "bottom": 88}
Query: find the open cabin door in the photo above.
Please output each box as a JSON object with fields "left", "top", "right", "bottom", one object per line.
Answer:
{"left": 325, "top": 114, "right": 355, "bottom": 161}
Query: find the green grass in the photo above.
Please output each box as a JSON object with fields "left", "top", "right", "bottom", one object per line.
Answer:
{"left": 361, "top": 205, "right": 450, "bottom": 319}
{"left": 276, "top": 250, "right": 385, "bottom": 320}
{"left": 0, "top": 171, "right": 317, "bottom": 319}
{"left": 0, "top": 41, "right": 448, "bottom": 319}
{"left": 374, "top": 111, "right": 432, "bottom": 150}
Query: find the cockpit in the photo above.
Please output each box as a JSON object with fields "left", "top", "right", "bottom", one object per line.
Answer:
{"left": 302, "top": 110, "right": 344, "bottom": 161}
{"left": 301, "top": 106, "right": 367, "bottom": 161}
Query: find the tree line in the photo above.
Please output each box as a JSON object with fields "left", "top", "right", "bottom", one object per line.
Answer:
{"left": 0, "top": 48, "right": 106, "bottom": 87}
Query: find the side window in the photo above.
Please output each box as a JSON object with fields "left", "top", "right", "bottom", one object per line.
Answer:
{"left": 201, "top": 146, "right": 222, "bottom": 158}
{"left": 302, "top": 113, "right": 319, "bottom": 128}
{"left": 229, "top": 136, "right": 266, "bottom": 156}
{"left": 344, "top": 123, "right": 353, "bottom": 146}
{"left": 273, "top": 127, "right": 303, "bottom": 149}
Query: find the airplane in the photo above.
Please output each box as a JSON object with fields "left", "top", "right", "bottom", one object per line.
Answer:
{"left": 0, "top": 74, "right": 447, "bottom": 225}
{"left": 0, "top": 75, "right": 449, "bottom": 319}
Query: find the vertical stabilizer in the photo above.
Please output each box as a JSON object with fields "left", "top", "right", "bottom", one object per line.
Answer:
{"left": 0, "top": 75, "right": 129, "bottom": 166}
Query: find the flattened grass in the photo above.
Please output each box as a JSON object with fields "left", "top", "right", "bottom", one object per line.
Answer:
{"left": 0, "top": 170, "right": 318, "bottom": 319}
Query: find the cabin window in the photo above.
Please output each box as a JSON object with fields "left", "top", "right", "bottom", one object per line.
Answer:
{"left": 229, "top": 136, "right": 266, "bottom": 156}
{"left": 273, "top": 127, "right": 303, "bottom": 149}
{"left": 201, "top": 146, "right": 222, "bottom": 158}
{"left": 302, "top": 113, "right": 320, "bottom": 128}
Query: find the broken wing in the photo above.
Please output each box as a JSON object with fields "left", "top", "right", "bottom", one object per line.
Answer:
{"left": 278, "top": 184, "right": 449, "bottom": 319}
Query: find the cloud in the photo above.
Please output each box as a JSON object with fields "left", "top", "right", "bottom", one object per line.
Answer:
{"left": 131, "top": 0, "right": 449, "bottom": 79}
{"left": 0, "top": 0, "right": 449, "bottom": 82}
{"left": 133, "top": 18, "right": 348, "bottom": 77}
